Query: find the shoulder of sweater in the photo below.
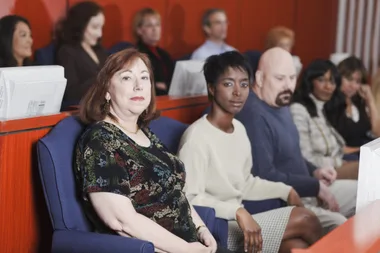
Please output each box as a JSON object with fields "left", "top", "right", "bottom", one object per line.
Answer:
{"left": 232, "top": 118, "right": 247, "bottom": 131}
{"left": 181, "top": 117, "right": 209, "bottom": 141}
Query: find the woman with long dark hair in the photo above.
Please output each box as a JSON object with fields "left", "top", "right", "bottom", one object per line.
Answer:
{"left": 290, "top": 59, "right": 358, "bottom": 180}
{"left": 0, "top": 15, "right": 33, "bottom": 67}
{"left": 55, "top": 1, "right": 108, "bottom": 108}
{"left": 325, "top": 56, "right": 380, "bottom": 150}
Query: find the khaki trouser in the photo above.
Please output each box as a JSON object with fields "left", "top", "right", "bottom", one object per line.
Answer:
{"left": 302, "top": 180, "right": 357, "bottom": 234}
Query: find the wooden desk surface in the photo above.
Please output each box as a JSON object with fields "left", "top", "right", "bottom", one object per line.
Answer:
{"left": 293, "top": 200, "right": 380, "bottom": 253}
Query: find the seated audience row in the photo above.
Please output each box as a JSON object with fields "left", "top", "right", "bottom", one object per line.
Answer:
{"left": 0, "top": 2, "right": 306, "bottom": 109}
{"left": 75, "top": 48, "right": 323, "bottom": 253}
{"left": 178, "top": 51, "right": 321, "bottom": 252}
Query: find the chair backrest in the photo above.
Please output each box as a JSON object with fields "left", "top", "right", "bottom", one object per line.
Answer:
{"left": 243, "top": 50, "right": 262, "bottom": 74}
{"left": 108, "top": 41, "right": 134, "bottom": 55}
{"left": 149, "top": 116, "right": 188, "bottom": 154}
{"left": 35, "top": 43, "right": 56, "bottom": 65}
{"left": 37, "top": 115, "right": 188, "bottom": 232}
{"left": 37, "top": 116, "right": 91, "bottom": 231}
{"left": 176, "top": 53, "right": 192, "bottom": 61}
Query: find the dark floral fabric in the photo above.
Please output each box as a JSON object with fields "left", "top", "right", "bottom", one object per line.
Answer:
{"left": 75, "top": 121, "right": 198, "bottom": 242}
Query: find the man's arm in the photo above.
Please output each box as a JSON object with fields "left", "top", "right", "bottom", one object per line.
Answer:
{"left": 242, "top": 114, "right": 320, "bottom": 197}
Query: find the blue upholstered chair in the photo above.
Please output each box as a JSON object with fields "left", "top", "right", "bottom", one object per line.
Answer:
{"left": 37, "top": 116, "right": 217, "bottom": 253}
{"left": 176, "top": 53, "right": 192, "bottom": 61}
{"left": 243, "top": 50, "right": 262, "bottom": 75}
{"left": 34, "top": 43, "right": 56, "bottom": 65}
{"left": 108, "top": 41, "right": 134, "bottom": 55}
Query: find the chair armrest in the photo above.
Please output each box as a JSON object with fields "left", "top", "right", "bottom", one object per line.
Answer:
{"left": 51, "top": 230, "right": 155, "bottom": 253}
{"left": 214, "top": 218, "right": 228, "bottom": 248}
{"left": 193, "top": 205, "right": 215, "bottom": 231}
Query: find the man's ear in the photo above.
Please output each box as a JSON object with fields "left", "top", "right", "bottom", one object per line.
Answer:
{"left": 203, "top": 25, "right": 211, "bottom": 37}
{"left": 255, "top": 70, "right": 263, "bottom": 88}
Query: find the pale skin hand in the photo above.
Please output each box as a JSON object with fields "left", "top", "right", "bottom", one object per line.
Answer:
{"left": 197, "top": 227, "right": 217, "bottom": 253}
{"left": 313, "top": 167, "right": 337, "bottom": 186}
{"left": 156, "top": 82, "right": 167, "bottom": 91}
{"left": 190, "top": 205, "right": 217, "bottom": 252}
{"left": 317, "top": 181, "right": 339, "bottom": 212}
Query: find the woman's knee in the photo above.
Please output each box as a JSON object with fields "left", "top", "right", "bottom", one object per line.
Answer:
{"left": 289, "top": 207, "right": 322, "bottom": 238}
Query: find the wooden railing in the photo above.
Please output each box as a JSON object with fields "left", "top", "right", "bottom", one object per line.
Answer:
{"left": 0, "top": 95, "right": 209, "bottom": 253}
{"left": 292, "top": 200, "right": 380, "bottom": 253}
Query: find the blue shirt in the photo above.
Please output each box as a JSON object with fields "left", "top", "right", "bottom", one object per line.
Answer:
{"left": 235, "top": 91, "right": 320, "bottom": 197}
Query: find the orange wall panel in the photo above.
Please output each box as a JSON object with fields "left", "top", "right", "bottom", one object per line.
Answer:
{"left": 0, "top": 0, "right": 338, "bottom": 65}
{"left": 239, "top": 0, "right": 296, "bottom": 52}
{"left": 1, "top": 0, "right": 66, "bottom": 50}
{"left": 293, "top": 0, "right": 338, "bottom": 66}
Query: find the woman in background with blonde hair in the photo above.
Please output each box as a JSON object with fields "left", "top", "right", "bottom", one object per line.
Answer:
{"left": 133, "top": 8, "right": 174, "bottom": 96}
{"left": 265, "top": 26, "right": 302, "bottom": 76}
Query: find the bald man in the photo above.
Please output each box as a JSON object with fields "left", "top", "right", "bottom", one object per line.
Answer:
{"left": 235, "top": 47, "right": 357, "bottom": 233}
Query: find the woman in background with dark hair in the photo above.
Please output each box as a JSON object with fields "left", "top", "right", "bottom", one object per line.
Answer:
{"left": 56, "top": 1, "right": 108, "bottom": 108}
{"left": 0, "top": 15, "right": 33, "bottom": 67}
{"left": 326, "top": 56, "right": 380, "bottom": 150}
{"left": 290, "top": 59, "right": 358, "bottom": 180}
{"left": 133, "top": 8, "right": 174, "bottom": 96}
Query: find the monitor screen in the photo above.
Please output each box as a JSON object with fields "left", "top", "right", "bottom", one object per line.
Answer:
{"left": 356, "top": 137, "right": 380, "bottom": 213}
{"left": 168, "top": 60, "right": 207, "bottom": 97}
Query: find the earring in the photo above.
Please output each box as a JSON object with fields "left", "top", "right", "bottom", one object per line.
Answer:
{"left": 103, "top": 99, "right": 110, "bottom": 114}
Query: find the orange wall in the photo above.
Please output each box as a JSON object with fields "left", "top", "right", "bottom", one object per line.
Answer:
{"left": 1, "top": 0, "right": 337, "bottom": 66}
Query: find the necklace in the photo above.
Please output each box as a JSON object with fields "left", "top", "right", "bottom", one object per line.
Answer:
{"left": 111, "top": 119, "right": 140, "bottom": 134}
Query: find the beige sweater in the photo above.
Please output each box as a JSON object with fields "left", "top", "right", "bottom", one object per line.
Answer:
{"left": 178, "top": 115, "right": 292, "bottom": 220}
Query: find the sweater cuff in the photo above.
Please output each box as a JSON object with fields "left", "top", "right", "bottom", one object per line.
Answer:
{"left": 277, "top": 183, "right": 292, "bottom": 201}
{"left": 305, "top": 159, "right": 318, "bottom": 175}
{"left": 226, "top": 204, "right": 243, "bottom": 221}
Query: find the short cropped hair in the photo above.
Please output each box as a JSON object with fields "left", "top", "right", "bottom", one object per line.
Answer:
{"left": 132, "top": 8, "right": 161, "bottom": 42}
{"left": 79, "top": 48, "right": 158, "bottom": 127}
{"left": 265, "top": 26, "right": 295, "bottom": 50}
{"left": 203, "top": 51, "right": 253, "bottom": 100}
{"left": 202, "top": 8, "right": 225, "bottom": 27}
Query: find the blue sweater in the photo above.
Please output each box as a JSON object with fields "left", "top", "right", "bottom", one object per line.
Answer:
{"left": 235, "top": 91, "right": 320, "bottom": 197}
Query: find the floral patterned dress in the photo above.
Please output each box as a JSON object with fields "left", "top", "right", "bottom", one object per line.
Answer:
{"left": 75, "top": 121, "right": 198, "bottom": 242}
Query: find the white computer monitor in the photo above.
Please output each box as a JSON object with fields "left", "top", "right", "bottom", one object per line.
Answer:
{"left": 356, "top": 137, "right": 380, "bottom": 213}
{"left": 168, "top": 60, "right": 207, "bottom": 97}
{"left": 0, "top": 65, "right": 67, "bottom": 120}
